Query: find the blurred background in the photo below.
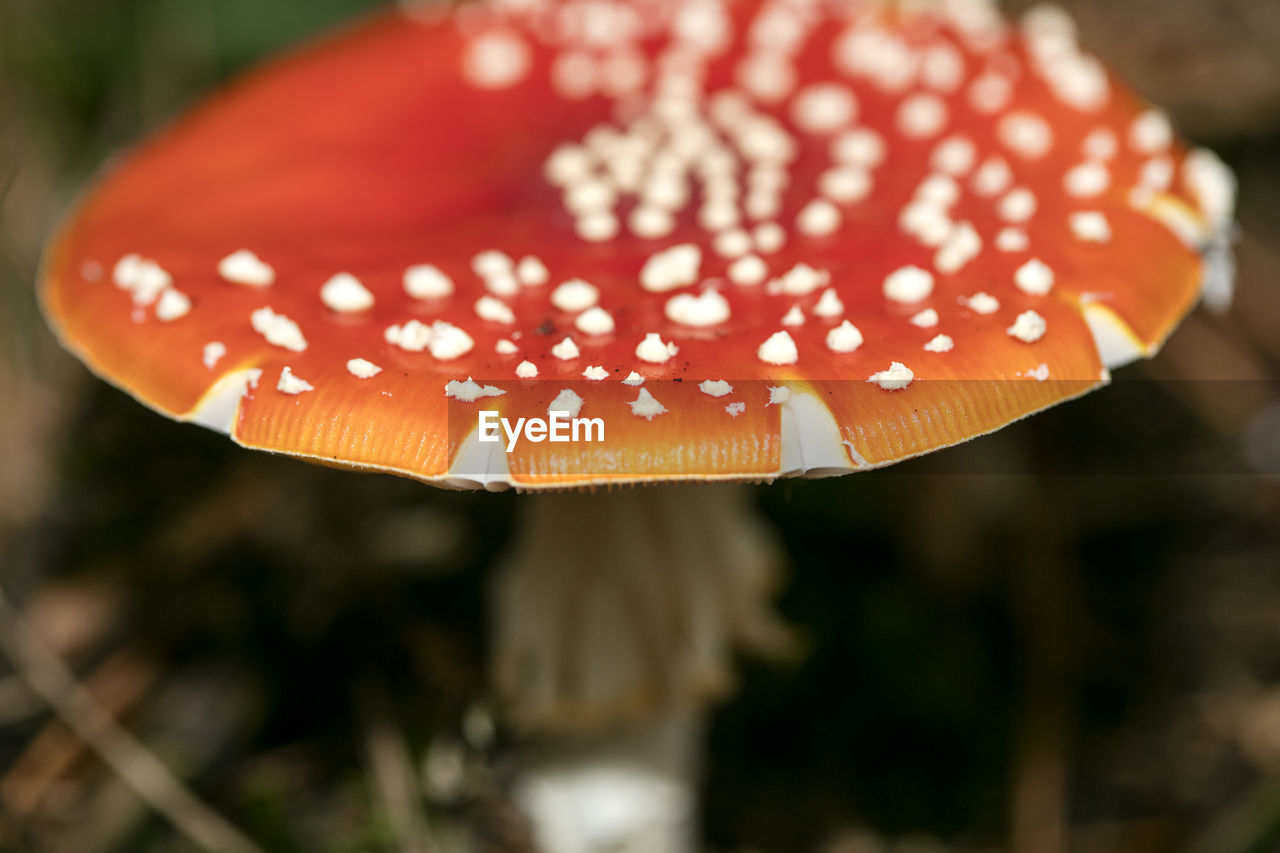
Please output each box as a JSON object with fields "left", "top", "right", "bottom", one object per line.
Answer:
{"left": 1, "top": 0, "right": 1279, "bottom": 851}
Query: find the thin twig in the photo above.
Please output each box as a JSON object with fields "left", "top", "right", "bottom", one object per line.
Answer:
{"left": 0, "top": 674, "right": 40, "bottom": 726}
{"left": 0, "top": 585, "right": 263, "bottom": 853}
{"left": 359, "top": 681, "right": 435, "bottom": 853}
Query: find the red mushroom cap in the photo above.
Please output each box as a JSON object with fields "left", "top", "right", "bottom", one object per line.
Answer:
{"left": 40, "top": 0, "right": 1235, "bottom": 489}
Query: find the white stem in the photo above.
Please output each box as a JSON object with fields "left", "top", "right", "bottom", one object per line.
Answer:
{"left": 512, "top": 713, "right": 702, "bottom": 853}
{"left": 490, "top": 484, "right": 794, "bottom": 851}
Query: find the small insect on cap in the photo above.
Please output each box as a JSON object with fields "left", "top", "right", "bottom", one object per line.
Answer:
{"left": 41, "top": 0, "right": 1235, "bottom": 489}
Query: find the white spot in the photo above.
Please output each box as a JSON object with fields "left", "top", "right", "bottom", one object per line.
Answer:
{"left": 896, "top": 94, "right": 949, "bottom": 139}
{"left": 202, "top": 342, "right": 226, "bottom": 370}
{"left": 831, "top": 128, "right": 886, "bottom": 168}
{"left": 565, "top": 179, "right": 616, "bottom": 214}
{"left": 1028, "top": 363, "right": 1051, "bottom": 381}
{"left": 473, "top": 250, "right": 514, "bottom": 279}
{"left": 551, "top": 337, "right": 580, "bottom": 360}
{"left": 911, "top": 308, "right": 939, "bottom": 328}
{"left": 921, "top": 43, "right": 965, "bottom": 92}
{"left": 428, "top": 322, "right": 475, "bottom": 360}
{"left": 629, "top": 388, "right": 668, "bottom": 420}
{"left": 1130, "top": 110, "right": 1173, "bottom": 154}
{"left": 665, "top": 290, "right": 730, "bottom": 327}
{"left": 998, "top": 112, "right": 1053, "bottom": 159}
{"left": 114, "top": 255, "right": 151, "bottom": 292}
{"left": 899, "top": 198, "right": 953, "bottom": 247}
{"left": 729, "top": 254, "right": 768, "bottom": 286}
{"left": 321, "top": 273, "right": 374, "bottom": 313}
{"left": 737, "top": 52, "right": 797, "bottom": 103}
{"left": 781, "top": 305, "right": 805, "bottom": 327}
{"left": 113, "top": 255, "right": 171, "bottom": 305}
{"left": 883, "top": 265, "right": 935, "bottom": 304}
{"left": 543, "top": 144, "right": 594, "bottom": 186}
{"left": 635, "top": 332, "right": 678, "bottom": 363}
{"left": 551, "top": 279, "right": 599, "bottom": 312}
{"left": 968, "top": 73, "right": 1013, "bottom": 114}
{"left": 475, "top": 295, "right": 515, "bottom": 324}
{"left": 834, "top": 24, "right": 918, "bottom": 92}
{"left": 600, "top": 49, "right": 646, "bottom": 97}
{"left": 713, "top": 229, "right": 752, "bottom": 259}
{"left": 753, "top": 222, "right": 786, "bottom": 253}
{"left": 1041, "top": 53, "right": 1110, "bottom": 112}
{"left": 868, "top": 362, "right": 914, "bottom": 391}
{"left": 1008, "top": 310, "right": 1048, "bottom": 343}
{"left": 771, "top": 263, "right": 830, "bottom": 296}
{"left": 155, "top": 288, "right": 191, "bottom": 321}
{"left": 698, "top": 200, "right": 740, "bottom": 232}
{"left": 758, "top": 330, "right": 799, "bottom": 365}
{"left": 384, "top": 319, "right": 433, "bottom": 352}
{"left": 404, "top": 265, "right": 453, "bottom": 299}
{"left": 575, "top": 211, "right": 619, "bottom": 242}
{"left": 797, "top": 199, "right": 841, "bottom": 236}
{"left": 725, "top": 401, "right": 746, "bottom": 417}
{"left": 1083, "top": 128, "right": 1118, "bottom": 160}
{"left": 445, "top": 378, "right": 505, "bottom": 402}
{"left": 744, "top": 190, "right": 781, "bottom": 221}
{"left": 818, "top": 166, "right": 873, "bottom": 204}
{"left": 767, "top": 386, "right": 791, "bottom": 405}
{"left": 1070, "top": 211, "right": 1112, "bottom": 243}
{"left": 575, "top": 306, "right": 615, "bottom": 336}
{"left": 813, "top": 288, "right": 844, "bottom": 318}
{"left": 934, "top": 221, "right": 983, "bottom": 275}
{"left": 383, "top": 319, "right": 472, "bottom": 359}
{"left": 825, "top": 321, "right": 863, "bottom": 353}
{"left": 791, "top": 83, "right": 858, "bottom": 134}
{"left": 1022, "top": 4, "right": 1077, "bottom": 48}
{"left": 964, "top": 292, "right": 1001, "bottom": 314}
{"left": 931, "top": 136, "right": 977, "bottom": 176}
{"left": 996, "top": 227, "right": 1030, "bottom": 252}
{"left": 483, "top": 271, "right": 519, "bottom": 298}
{"left": 551, "top": 52, "right": 598, "bottom": 99}
{"left": 495, "top": 339, "right": 519, "bottom": 355}
{"left": 1015, "top": 259, "right": 1055, "bottom": 295}
{"left": 1183, "top": 148, "right": 1237, "bottom": 227}
{"left": 516, "top": 360, "right": 538, "bottom": 378}
{"left": 463, "top": 30, "right": 531, "bottom": 90}
{"left": 629, "top": 205, "right": 675, "bottom": 239}
{"left": 251, "top": 307, "right": 307, "bottom": 352}
{"left": 700, "top": 380, "right": 733, "bottom": 397}
{"left": 516, "top": 256, "right": 549, "bottom": 286}
{"left": 915, "top": 174, "right": 961, "bottom": 206}
{"left": 924, "top": 334, "right": 954, "bottom": 352}
{"left": 971, "top": 157, "right": 1012, "bottom": 197}
{"left": 1064, "top": 161, "right": 1110, "bottom": 198}
{"left": 1139, "top": 157, "right": 1174, "bottom": 191}
{"left": 277, "top": 367, "right": 313, "bottom": 395}
{"left": 218, "top": 250, "right": 274, "bottom": 287}
{"left": 549, "top": 388, "right": 584, "bottom": 418}
{"left": 622, "top": 371, "right": 644, "bottom": 386}
{"left": 998, "top": 187, "right": 1038, "bottom": 223}
{"left": 640, "top": 244, "right": 702, "bottom": 292}
{"left": 582, "top": 365, "right": 609, "bottom": 381}
{"left": 347, "top": 358, "right": 381, "bottom": 379}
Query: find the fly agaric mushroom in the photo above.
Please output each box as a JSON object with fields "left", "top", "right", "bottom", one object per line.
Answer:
{"left": 39, "top": 0, "right": 1235, "bottom": 848}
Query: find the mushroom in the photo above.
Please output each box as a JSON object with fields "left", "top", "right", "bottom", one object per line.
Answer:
{"left": 39, "top": 0, "right": 1236, "bottom": 848}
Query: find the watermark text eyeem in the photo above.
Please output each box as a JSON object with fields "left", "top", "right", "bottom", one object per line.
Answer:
{"left": 478, "top": 410, "right": 605, "bottom": 453}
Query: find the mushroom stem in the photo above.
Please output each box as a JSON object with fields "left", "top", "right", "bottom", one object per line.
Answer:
{"left": 511, "top": 713, "right": 703, "bottom": 853}
{"left": 490, "top": 484, "right": 798, "bottom": 848}
{"left": 491, "top": 484, "right": 797, "bottom": 731}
